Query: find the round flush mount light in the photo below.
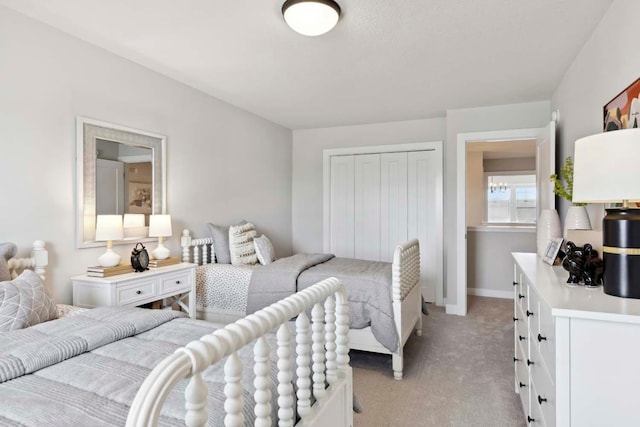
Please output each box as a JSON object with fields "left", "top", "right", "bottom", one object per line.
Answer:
{"left": 282, "top": 0, "right": 341, "bottom": 37}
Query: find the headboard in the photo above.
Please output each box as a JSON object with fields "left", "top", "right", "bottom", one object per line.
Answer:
{"left": 7, "top": 240, "right": 48, "bottom": 282}
{"left": 180, "top": 229, "right": 214, "bottom": 266}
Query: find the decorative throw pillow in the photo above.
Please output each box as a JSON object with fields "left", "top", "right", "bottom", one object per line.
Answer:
{"left": 205, "top": 220, "right": 247, "bottom": 264}
{"left": 229, "top": 222, "right": 258, "bottom": 266}
{"left": 254, "top": 235, "right": 276, "bottom": 265}
{"left": 0, "top": 242, "right": 17, "bottom": 282}
{"left": 0, "top": 270, "right": 58, "bottom": 331}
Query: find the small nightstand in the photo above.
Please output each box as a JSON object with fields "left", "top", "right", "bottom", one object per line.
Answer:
{"left": 71, "top": 263, "right": 196, "bottom": 318}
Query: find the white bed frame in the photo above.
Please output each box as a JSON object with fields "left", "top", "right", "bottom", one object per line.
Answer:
{"left": 182, "top": 229, "right": 423, "bottom": 380}
{"left": 7, "top": 241, "right": 354, "bottom": 427}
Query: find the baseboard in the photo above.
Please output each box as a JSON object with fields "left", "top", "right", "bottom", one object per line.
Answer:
{"left": 467, "top": 288, "right": 513, "bottom": 299}
{"left": 446, "top": 304, "right": 462, "bottom": 315}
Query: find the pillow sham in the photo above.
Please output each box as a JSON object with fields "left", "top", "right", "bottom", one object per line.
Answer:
{"left": 0, "top": 242, "right": 17, "bottom": 282}
{"left": 205, "top": 220, "right": 247, "bottom": 264}
{"left": 229, "top": 222, "right": 258, "bottom": 266}
{"left": 254, "top": 234, "right": 276, "bottom": 265}
{"left": 0, "top": 269, "right": 58, "bottom": 331}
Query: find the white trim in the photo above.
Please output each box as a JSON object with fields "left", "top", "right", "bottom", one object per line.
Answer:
{"left": 467, "top": 288, "right": 514, "bottom": 299}
{"left": 456, "top": 128, "right": 543, "bottom": 317}
{"left": 117, "top": 154, "right": 153, "bottom": 163}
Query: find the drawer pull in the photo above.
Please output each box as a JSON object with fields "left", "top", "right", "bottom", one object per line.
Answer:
{"left": 518, "top": 294, "right": 525, "bottom": 300}
{"left": 513, "top": 281, "right": 518, "bottom": 286}
{"left": 526, "top": 310, "right": 534, "bottom": 317}
{"left": 513, "top": 317, "right": 519, "bottom": 322}
{"left": 518, "top": 335, "right": 526, "bottom": 341}
{"left": 538, "top": 395, "right": 547, "bottom": 405}
{"left": 527, "top": 416, "right": 535, "bottom": 423}
{"left": 527, "top": 359, "right": 534, "bottom": 366}
{"left": 519, "top": 382, "right": 526, "bottom": 388}
{"left": 175, "top": 280, "right": 181, "bottom": 284}
{"left": 537, "top": 334, "right": 547, "bottom": 342}
{"left": 136, "top": 290, "right": 142, "bottom": 295}
{"left": 514, "top": 357, "right": 519, "bottom": 362}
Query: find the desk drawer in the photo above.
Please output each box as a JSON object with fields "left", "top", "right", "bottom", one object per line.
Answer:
{"left": 117, "top": 280, "right": 157, "bottom": 305}
{"left": 159, "top": 270, "right": 192, "bottom": 294}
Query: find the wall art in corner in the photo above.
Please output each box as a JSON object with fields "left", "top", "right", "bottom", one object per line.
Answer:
{"left": 604, "top": 77, "right": 640, "bottom": 131}
{"left": 128, "top": 182, "right": 152, "bottom": 214}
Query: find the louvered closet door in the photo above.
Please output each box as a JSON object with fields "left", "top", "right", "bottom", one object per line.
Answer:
{"left": 408, "top": 150, "right": 442, "bottom": 303}
{"left": 329, "top": 155, "right": 355, "bottom": 258}
{"left": 380, "top": 152, "right": 409, "bottom": 262}
{"left": 354, "top": 154, "right": 381, "bottom": 261}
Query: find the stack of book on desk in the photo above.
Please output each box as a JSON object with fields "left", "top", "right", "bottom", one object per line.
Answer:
{"left": 86, "top": 264, "right": 134, "bottom": 278}
{"left": 148, "top": 256, "right": 181, "bottom": 268}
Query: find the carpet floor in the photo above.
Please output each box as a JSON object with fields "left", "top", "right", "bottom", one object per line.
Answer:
{"left": 351, "top": 296, "right": 525, "bottom": 427}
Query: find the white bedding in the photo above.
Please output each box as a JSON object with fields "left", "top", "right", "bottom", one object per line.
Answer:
{"left": 195, "top": 263, "right": 257, "bottom": 312}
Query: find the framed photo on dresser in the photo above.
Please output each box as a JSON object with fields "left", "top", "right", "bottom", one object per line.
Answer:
{"left": 542, "top": 237, "right": 564, "bottom": 265}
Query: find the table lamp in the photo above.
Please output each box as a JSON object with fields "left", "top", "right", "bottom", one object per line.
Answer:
{"left": 95, "top": 214, "right": 124, "bottom": 267}
{"left": 123, "top": 213, "right": 147, "bottom": 239}
{"left": 573, "top": 128, "right": 640, "bottom": 298}
{"left": 148, "top": 214, "right": 172, "bottom": 260}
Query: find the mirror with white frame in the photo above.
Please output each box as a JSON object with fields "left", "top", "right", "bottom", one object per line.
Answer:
{"left": 76, "top": 117, "right": 166, "bottom": 248}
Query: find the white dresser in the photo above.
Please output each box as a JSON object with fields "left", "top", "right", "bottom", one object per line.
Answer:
{"left": 72, "top": 263, "right": 196, "bottom": 318}
{"left": 513, "top": 253, "right": 640, "bottom": 426}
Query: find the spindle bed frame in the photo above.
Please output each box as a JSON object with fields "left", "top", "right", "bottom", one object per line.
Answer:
{"left": 6, "top": 241, "right": 354, "bottom": 426}
{"left": 182, "top": 229, "right": 423, "bottom": 380}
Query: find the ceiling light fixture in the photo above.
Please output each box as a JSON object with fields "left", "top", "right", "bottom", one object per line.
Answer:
{"left": 282, "top": 0, "right": 341, "bottom": 37}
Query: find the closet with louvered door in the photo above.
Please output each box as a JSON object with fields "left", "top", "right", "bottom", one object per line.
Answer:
{"left": 324, "top": 142, "right": 443, "bottom": 304}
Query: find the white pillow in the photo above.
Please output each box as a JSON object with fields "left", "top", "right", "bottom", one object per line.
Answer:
{"left": 229, "top": 222, "right": 258, "bottom": 265}
{"left": 0, "top": 270, "right": 58, "bottom": 331}
{"left": 254, "top": 235, "right": 276, "bottom": 265}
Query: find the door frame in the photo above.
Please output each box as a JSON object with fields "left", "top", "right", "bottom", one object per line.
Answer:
{"left": 454, "top": 128, "right": 543, "bottom": 316}
{"left": 323, "top": 141, "right": 444, "bottom": 305}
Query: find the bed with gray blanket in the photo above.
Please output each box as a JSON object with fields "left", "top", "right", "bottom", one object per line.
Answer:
{"left": 184, "top": 231, "right": 423, "bottom": 380}
{"left": 0, "top": 307, "right": 276, "bottom": 426}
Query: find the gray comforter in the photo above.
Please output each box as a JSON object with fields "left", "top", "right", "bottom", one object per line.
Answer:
{"left": 0, "top": 307, "right": 275, "bottom": 426}
{"left": 246, "top": 254, "right": 398, "bottom": 352}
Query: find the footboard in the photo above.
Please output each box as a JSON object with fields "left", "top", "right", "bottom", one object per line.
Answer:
{"left": 392, "top": 238, "right": 420, "bottom": 303}
{"left": 126, "top": 277, "right": 352, "bottom": 427}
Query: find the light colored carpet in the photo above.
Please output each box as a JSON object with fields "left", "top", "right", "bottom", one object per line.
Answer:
{"left": 350, "top": 296, "right": 525, "bottom": 427}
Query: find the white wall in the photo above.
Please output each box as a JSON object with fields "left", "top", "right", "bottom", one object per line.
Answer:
{"left": 0, "top": 7, "right": 293, "bottom": 304}
{"left": 552, "top": 0, "right": 640, "bottom": 226}
{"left": 484, "top": 157, "right": 535, "bottom": 172}
{"left": 467, "top": 229, "right": 536, "bottom": 297}
{"left": 291, "top": 118, "right": 446, "bottom": 253}
{"left": 466, "top": 151, "right": 484, "bottom": 226}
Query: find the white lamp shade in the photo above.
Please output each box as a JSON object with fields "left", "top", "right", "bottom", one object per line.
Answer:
{"left": 573, "top": 129, "right": 640, "bottom": 203}
{"left": 282, "top": 0, "right": 341, "bottom": 36}
{"left": 148, "top": 214, "right": 172, "bottom": 237}
{"left": 123, "top": 214, "right": 147, "bottom": 239}
{"left": 95, "top": 215, "right": 124, "bottom": 241}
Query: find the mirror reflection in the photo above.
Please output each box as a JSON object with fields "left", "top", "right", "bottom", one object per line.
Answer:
{"left": 96, "top": 139, "right": 153, "bottom": 216}
{"left": 77, "top": 118, "right": 166, "bottom": 248}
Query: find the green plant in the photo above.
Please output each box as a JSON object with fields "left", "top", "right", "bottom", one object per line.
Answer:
{"left": 549, "top": 156, "right": 585, "bottom": 206}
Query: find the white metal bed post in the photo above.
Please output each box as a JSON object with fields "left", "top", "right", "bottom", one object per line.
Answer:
{"left": 126, "top": 277, "right": 350, "bottom": 427}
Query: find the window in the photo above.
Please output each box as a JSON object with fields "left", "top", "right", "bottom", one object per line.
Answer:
{"left": 486, "top": 174, "right": 536, "bottom": 224}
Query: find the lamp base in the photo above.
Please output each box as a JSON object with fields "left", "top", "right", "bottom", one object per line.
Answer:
{"left": 603, "top": 208, "right": 640, "bottom": 298}
{"left": 98, "top": 248, "right": 121, "bottom": 267}
{"left": 152, "top": 243, "right": 170, "bottom": 260}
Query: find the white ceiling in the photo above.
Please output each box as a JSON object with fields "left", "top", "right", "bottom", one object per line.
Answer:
{"left": 0, "top": 0, "right": 613, "bottom": 129}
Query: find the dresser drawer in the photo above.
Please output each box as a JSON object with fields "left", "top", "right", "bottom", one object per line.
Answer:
{"left": 537, "top": 298, "right": 555, "bottom": 377}
{"left": 516, "top": 356, "right": 530, "bottom": 416}
{"left": 516, "top": 313, "right": 528, "bottom": 345}
{"left": 159, "top": 270, "right": 192, "bottom": 295}
{"left": 529, "top": 380, "right": 546, "bottom": 426}
{"left": 517, "top": 279, "right": 529, "bottom": 313}
{"left": 530, "top": 354, "right": 555, "bottom": 427}
{"left": 117, "top": 280, "right": 157, "bottom": 305}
